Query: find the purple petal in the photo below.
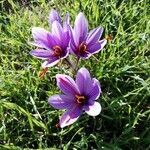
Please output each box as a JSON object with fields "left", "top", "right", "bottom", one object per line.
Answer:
{"left": 88, "top": 39, "right": 107, "bottom": 54}
{"left": 76, "top": 67, "right": 92, "bottom": 94}
{"left": 99, "top": 39, "right": 107, "bottom": 49}
{"left": 74, "top": 12, "right": 88, "bottom": 43}
{"left": 86, "top": 27, "right": 103, "bottom": 46}
{"left": 52, "top": 21, "right": 63, "bottom": 42}
{"left": 61, "top": 31, "right": 70, "bottom": 49}
{"left": 87, "top": 78, "right": 101, "bottom": 102}
{"left": 51, "top": 21, "right": 70, "bottom": 49}
{"left": 48, "top": 94, "right": 75, "bottom": 109}
{"left": 30, "top": 33, "right": 60, "bottom": 49}
{"left": 63, "top": 12, "right": 70, "bottom": 31}
{"left": 69, "top": 41, "right": 77, "bottom": 55}
{"left": 47, "top": 34, "right": 60, "bottom": 48}
{"left": 42, "top": 58, "right": 59, "bottom": 68}
{"left": 32, "top": 27, "right": 51, "bottom": 49}
{"left": 61, "top": 49, "right": 69, "bottom": 59}
{"left": 30, "top": 49, "right": 53, "bottom": 59}
{"left": 56, "top": 74, "right": 80, "bottom": 96}
{"left": 84, "top": 101, "right": 101, "bottom": 116}
{"left": 69, "top": 26, "right": 79, "bottom": 49}
{"left": 48, "top": 9, "right": 61, "bottom": 25}
{"left": 59, "top": 105, "right": 82, "bottom": 128}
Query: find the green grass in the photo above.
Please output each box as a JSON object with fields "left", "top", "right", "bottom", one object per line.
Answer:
{"left": 0, "top": 0, "right": 150, "bottom": 149}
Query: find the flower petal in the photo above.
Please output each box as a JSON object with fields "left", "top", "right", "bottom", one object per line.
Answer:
{"left": 86, "top": 27, "right": 103, "bottom": 46}
{"left": 42, "top": 59, "right": 59, "bottom": 68}
{"left": 61, "top": 31, "right": 70, "bottom": 49}
{"left": 31, "top": 33, "right": 60, "bottom": 49}
{"left": 52, "top": 21, "right": 63, "bottom": 42}
{"left": 88, "top": 39, "right": 107, "bottom": 54}
{"left": 32, "top": 27, "right": 51, "bottom": 49}
{"left": 74, "top": 12, "right": 88, "bottom": 43}
{"left": 87, "top": 78, "right": 101, "bottom": 102}
{"left": 63, "top": 12, "right": 70, "bottom": 31}
{"left": 76, "top": 67, "right": 92, "bottom": 94}
{"left": 47, "top": 33, "right": 61, "bottom": 48}
{"left": 69, "top": 26, "right": 79, "bottom": 49}
{"left": 99, "top": 39, "right": 107, "bottom": 49}
{"left": 88, "top": 43, "right": 101, "bottom": 54}
{"left": 69, "top": 41, "right": 76, "bottom": 55}
{"left": 48, "top": 94, "right": 75, "bottom": 109}
{"left": 48, "top": 9, "right": 61, "bottom": 25}
{"left": 59, "top": 105, "right": 82, "bottom": 128}
{"left": 85, "top": 102, "right": 101, "bottom": 116}
{"left": 51, "top": 21, "right": 70, "bottom": 49}
{"left": 56, "top": 74, "right": 79, "bottom": 95}
{"left": 30, "top": 49, "right": 53, "bottom": 59}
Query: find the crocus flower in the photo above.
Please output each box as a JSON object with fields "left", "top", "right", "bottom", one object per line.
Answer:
{"left": 30, "top": 10, "right": 70, "bottom": 68}
{"left": 49, "top": 67, "right": 102, "bottom": 128}
{"left": 69, "top": 12, "right": 107, "bottom": 59}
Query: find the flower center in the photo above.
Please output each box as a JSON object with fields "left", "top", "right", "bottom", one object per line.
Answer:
{"left": 53, "top": 45, "right": 62, "bottom": 57}
{"left": 78, "top": 42, "right": 87, "bottom": 55}
{"left": 75, "top": 95, "right": 86, "bottom": 104}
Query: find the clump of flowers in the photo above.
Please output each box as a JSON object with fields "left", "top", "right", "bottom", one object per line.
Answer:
{"left": 29, "top": 10, "right": 107, "bottom": 128}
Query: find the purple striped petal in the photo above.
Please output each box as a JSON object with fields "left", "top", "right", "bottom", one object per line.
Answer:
{"left": 47, "top": 34, "right": 61, "bottom": 48}
{"left": 76, "top": 68, "right": 92, "bottom": 94}
{"left": 87, "top": 78, "right": 101, "bottom": 102}
{"left": 86, "top": 27, "right": 103, "bottom": 46}
{"left": 48, "top": 94, "right": 75, "bottom": 109}
{"left": 74, "top": 12, "right": 88, "bottom": 43}
{"left": 99, "top": 39, "right": 107, "bottom": 49}
{"left": 69, "top": 40, "right": 76, "bottom": 55}
{"left": 59, "top": 105, "right": 82, "bottom": 128}
{"left": 32, "top": 27, "right": 51, "bottom": 49}
{"left": 52, "top": 21, "right": 63, "bottom": 42}
{"left": 30, "top": 49, "right": 53, "bottom": 59}
{"left": 61, "top": 31, "right": 70, "bottom": 49}
{"left": 84, "top": 101, "right": 101, "bottom": 116}
{"left": 42, "top": 58, "right": 59, "bottom": 68}
{"left": 63, "top": 12, "right": 70, "bottom": 31}
{"left": 56, "top": 74, "right": 80, "bottom": 96}
{"left": 48, "top": 9, "right": 61, "bottom": 25}
{"left": 70, "top": 26, "right": 79, "bottom": 49}
{"left": 88, "top": 39, "right": 107, "bottom": 54}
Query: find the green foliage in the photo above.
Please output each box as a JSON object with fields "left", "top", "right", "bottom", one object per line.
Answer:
{"left": 0, "top": 0, "right": 150, "bottom": 149}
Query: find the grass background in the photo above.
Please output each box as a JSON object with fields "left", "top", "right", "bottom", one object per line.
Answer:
{"left": 0, "top": 0, "right": 150, "bottom": 149}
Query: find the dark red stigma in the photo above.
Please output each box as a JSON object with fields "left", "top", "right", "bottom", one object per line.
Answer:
{"left": 78, "top": 42, "right": 87, "bottom": 55}
{"left": 75, "top": 95, "right": 86, "bottom": 104}
{"left": 53, "top": 45, "right": 62, "bottom": 57}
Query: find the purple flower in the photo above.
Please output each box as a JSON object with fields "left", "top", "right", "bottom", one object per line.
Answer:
{"left": 30, "top": 10, "right": 70, "bottom": 68}
{"left": 69, "top": 12, "right": 107, "bottom": 59}
{"left": 48, "top": 68, "right": 102, "bottom": 128}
